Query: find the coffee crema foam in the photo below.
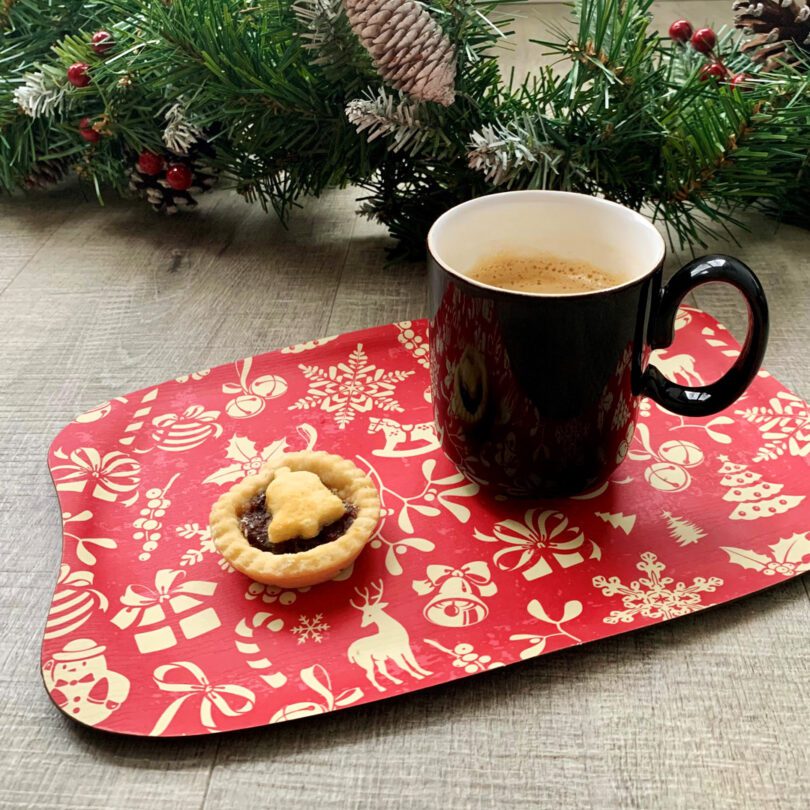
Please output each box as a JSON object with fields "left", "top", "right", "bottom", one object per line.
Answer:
{"left": 468, "top": 252, "right": 622, "bottom": 294}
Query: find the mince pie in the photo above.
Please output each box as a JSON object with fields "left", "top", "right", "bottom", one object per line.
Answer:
{"left": 210, "top": 451, "right": 380, "bottom": 588}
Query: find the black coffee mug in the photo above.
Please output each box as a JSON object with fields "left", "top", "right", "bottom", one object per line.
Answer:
{"left": 427, "top": 191, "right": 768, "bottom": 498}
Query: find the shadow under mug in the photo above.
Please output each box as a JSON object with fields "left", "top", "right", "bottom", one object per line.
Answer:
{"left": 427, "top": 191, "right": 769, "bottom": 498}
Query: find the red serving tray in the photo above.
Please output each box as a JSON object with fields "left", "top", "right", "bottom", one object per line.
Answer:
{"left": 43, "top": 309, "right": 810, "bottom": 736}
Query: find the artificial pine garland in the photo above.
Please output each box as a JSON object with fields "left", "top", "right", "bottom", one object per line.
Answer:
{"left": 1, "top": 0, "right": 809, "bottom": 256}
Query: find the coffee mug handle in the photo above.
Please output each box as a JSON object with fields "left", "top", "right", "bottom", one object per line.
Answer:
{"left": 642, "top": 255, "right": 769, "bottom": 417}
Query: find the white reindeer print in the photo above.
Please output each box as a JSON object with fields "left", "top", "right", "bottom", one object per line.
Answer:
{"left": 347, "top": 581, "right": 432, "bottom": 692}
{"left": 651, "top": 350, "right": 704, "bottom": 387}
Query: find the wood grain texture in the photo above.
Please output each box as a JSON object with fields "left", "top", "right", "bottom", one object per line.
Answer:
{"left": 0, "top": 3, "right": 808, "bottom": 809}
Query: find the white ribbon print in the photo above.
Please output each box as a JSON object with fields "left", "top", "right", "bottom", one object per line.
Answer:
{"left": 412, "top": 561, "right": 497, "bottom": 597}
{"left": 150, "top": 661, "right": 255, "bottom": 735}
{"left": 112, "top": 569, "right": 215, "bottom": 629}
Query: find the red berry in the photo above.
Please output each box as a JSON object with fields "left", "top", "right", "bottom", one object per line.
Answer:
{"left": 92, "top": 31, "right": 114, "bottom": 55}
{"left": 137, "top": 151, "right": 165, "bottom": 176}
{"left": 79, "top": 117, "right": 100, "bottom": 143}
{"left": 669, "top": 20, "right": 693, "bottom": 44}
{"left": 691, "top": 27, "right": 717, "bottom": 54}
{"left": 165, "top": 163, "right": 193, "bottom": 191}
{"left": 730, "top": 72, "right": 750, "bottom": 89}
{"left": 699, "top": 62, "right": 727, "bottom": 82}
{"left": 67, "top": 62, "right": 90, "bottom": 88}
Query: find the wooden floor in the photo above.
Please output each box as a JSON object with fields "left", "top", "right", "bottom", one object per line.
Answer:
{"left": 1, "top": 3, "right": 808, "bottom": 809}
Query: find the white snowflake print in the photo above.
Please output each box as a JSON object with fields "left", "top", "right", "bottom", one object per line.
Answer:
{"left": 736, "top": 392, "right": 810, "bottom": 462}
{"left": 290, "top": 343, "right": 415, "bottom": 428}
{"left": 593, "top": 552, "right": 723, "bottom": 624}
{"left": 177, "top": 523, "right": 234, "bottom": 572}
{"left": 291, "top": 613, "right": 330, "bottom": 644}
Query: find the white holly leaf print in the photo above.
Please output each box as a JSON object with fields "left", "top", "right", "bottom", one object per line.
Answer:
{"left": 769, "top": 533, "right": 810, "bottom": 565}
{"left": 204, "top": 435, "right": 290, "bottom": 486}
{"left": 561, "top": 600, "right": 583, "bottom": 623}
{"left": 202, "top": 463, "right": 246, "bottom": 486}
{"left": 721, "top": 546, "right": 770, "bottom": 571}
{"left": 226, "top": 435, "right": 258, "bottom": 463}
{"left": 259, "top": 438, "right": 288, "bottom": 462}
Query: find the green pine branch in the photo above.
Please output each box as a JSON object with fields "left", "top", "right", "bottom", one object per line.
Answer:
{"left": 0, "top": 0, "right": 807, "bottom": 256}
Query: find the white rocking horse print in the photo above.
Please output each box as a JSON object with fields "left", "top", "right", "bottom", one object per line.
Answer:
{"left": 347, "top": 581, "right": 432, "bottom": 691}
{"left": 368, "top": 417, "right": 441, "bottom": 458}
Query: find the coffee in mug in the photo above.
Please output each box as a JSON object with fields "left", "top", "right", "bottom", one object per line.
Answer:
{"left": 427, "top": 191, "right": 769, "bottom": 498}
{"left": 468, "top": 252, "right": 622, "bottom": 295}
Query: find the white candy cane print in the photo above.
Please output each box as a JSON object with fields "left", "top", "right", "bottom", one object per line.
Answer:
{"left": 119, "top": 388, "right": 159, "bottom": 447}
{"left": 234, "top": 612, "right": 287, "bottom": 688}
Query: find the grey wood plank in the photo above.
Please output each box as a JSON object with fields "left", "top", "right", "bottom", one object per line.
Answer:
{"left": 0, "top": 185, "right": 85, "bottom": 289}
{"left": 0, "top": 188, "right": 359, "bottom": 810}
{"left": 202, "top": 580, "right": 809, "bottom": 810}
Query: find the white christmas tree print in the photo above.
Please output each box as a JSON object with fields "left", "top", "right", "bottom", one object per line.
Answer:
{"left": 662, "top": 511, "right": 706, "bottom": 546}
{"left": 291, "top": 614, "right": 330, "bottom": 644}
{"left": 290, "top": 343, "right": 415, "bottom": 428}
{"left": 716, "top": 456, "right": 804, "bottom": 521}
{"left": 595, "top": 511, "right": 636, "bottom": 534}
{"left": 722, "top": 533, "right": 810, "bottom": 578}
{"left": 593, "top": 552, "right": 723, "bottom": 624}
{"left": 736, "top": 392, "right": 810, "bottom": 462}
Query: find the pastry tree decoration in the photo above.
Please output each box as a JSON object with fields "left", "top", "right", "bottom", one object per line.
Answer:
{"left": 342, "top": 0, "right": 456, "bottom": 105}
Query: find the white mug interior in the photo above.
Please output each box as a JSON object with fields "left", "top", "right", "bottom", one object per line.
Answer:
{"left": 427, "top": 190, "right": 666, "bottom": 296}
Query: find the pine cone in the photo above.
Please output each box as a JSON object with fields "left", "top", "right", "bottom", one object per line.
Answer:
{"left": 23, "top": 158, "right": 72, "bottom": 189}
{"left": 343, "top": 0, "right": 456, "bottom": 105}
{"left": 733, "top": 0, "right": 810, "bottom": 71}
{"left": 129, "top": 143, "right": 217, "bottom": 215}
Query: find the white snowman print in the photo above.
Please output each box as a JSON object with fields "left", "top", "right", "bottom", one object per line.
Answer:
{"left": 43, "top": 638, "right": 130, "bottom": 726}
